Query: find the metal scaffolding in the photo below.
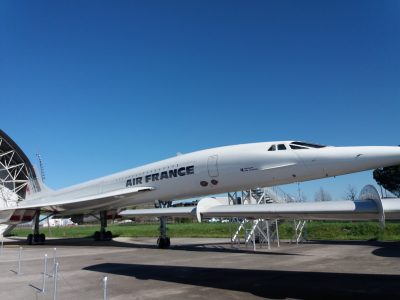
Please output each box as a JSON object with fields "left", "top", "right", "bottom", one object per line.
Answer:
{"left": 0, "top": 139, "right": 28, "bottom": 207}
{"left": 228, "top": 187, "right": 307, "bottom": 250}
{"left": 292, "top": 220, "right": 308, "bottom": 245}
{"left": 0, "top": 131, "right": 39, "bottom": 209}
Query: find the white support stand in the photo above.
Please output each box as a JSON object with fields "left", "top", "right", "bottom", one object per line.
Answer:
{"left": 292, "top": 220, "right": 307, "bottom": 245}
{"left": 228, "top": 187, "right": 288, "bottom": 251}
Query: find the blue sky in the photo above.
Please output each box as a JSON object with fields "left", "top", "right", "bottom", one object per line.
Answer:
{"left": 1, "top": 1, "right": 399, "bottom": 200}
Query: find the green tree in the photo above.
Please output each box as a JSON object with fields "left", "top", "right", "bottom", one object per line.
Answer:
{"left": 373, "top": 165, "right": 400, "bottom": 197}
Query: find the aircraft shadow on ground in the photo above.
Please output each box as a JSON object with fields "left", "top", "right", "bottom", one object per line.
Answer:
{"left": 372, "top": 245, "right": 400, "bottom": 258}
{"left": 3, "top": 237, "right": 300, "bottom": 256}
{"left": 4, "top": 237, "right": 399, "bottom": 257}
{"left": 84, "top": 263, "right": 400, "bottom": 299}
{"left": 306, "top": 240, "right": 400, "bottom": 258}
{"left": 3, "top": 237, "right": 135, "bottom": 248}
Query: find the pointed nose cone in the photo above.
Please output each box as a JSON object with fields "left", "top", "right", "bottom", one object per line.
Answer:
{"left": 314, "top": 146, "right": 400, "bottom": 178}
{"left": 338, "top": 146, "right": 400, "bottom": 172}
{"left": 357, "top": 146, "right": 400, "bottom": 168}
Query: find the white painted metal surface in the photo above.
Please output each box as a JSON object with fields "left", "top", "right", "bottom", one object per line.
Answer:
{"left": 121, "top": 185, "right": 400, "bottom": 223}
{"left": 1, "top": 139, "right": 400, "bottom": 224}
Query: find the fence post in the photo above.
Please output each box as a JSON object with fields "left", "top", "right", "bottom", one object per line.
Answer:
{"left": 103, "top": 276, "right": 108, "bottom": 300}
{"left": 51, "top": 248, "right": 57, "bottom": 277}
{"left": 41, "top": 253, "right": 48, "bottom": 293}
{"left": 53, "top": 262, "right": 59, "bottom": 300}
{"left": 17, "top": 246, "right": 22, "bottom": 275}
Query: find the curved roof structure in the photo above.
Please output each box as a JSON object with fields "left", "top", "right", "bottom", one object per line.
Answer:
{"left": 0, "top": 129, "right": 37, "bottom": 200}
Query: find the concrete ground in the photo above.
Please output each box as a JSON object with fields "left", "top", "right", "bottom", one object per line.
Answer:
{"left": 0, "top": 237, "right": 399, "bottom": 300}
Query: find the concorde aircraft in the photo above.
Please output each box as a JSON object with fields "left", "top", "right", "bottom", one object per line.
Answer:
{"left": 1, "top": 136, "right": 400, "bottom": 247}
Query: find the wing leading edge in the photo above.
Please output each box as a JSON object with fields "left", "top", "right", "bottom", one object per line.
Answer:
{"left": 120, "top": 195, "right": 400, "bottom": 224}
{"left": 1, "top": 186, "right": 155, "bottom": 213}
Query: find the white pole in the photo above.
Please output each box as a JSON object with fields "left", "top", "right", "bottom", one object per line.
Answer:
{"left": 53, "top": 247, "right": 57, "bottom": 264}
{"left": 17, "top": 246, "right": 22, "bottom": 275}
{"left": 266, "top": 221, "right": 271, "bottom": 250}
{"left": 103, "top": 276, "right": 108, "bottom": 300}
{"left": 53, "top": 262, "right": 59, "bottom": 300}
{"left": 51, "top": 247, "right": 57, "bottom": 277}
{"left": 41, "top": 253, "right": 48, "bottom": 293}
{"left": 275, "top": 219, "right": 280, "bottom": 248}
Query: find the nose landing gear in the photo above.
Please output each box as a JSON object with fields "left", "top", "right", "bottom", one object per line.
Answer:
{"left": 157, "top": 216, "right": 170, "bottom": 249}
{"left": 94, "top": 230, "right": 112, "bottom": 241}
{"left": 155, "top": 200, "right": 172, "bottom": 249}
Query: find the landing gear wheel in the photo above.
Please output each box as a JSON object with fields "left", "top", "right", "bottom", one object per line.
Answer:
{"left": 39, "top": 233, "right": 46, "bottom": 244}
{"left": 27, "top": 234, "right": 33, "bottom": 245}
{"left": 157, "top": 237, "right": 170, "bottom": 249}
{"left": 157, "top": 237, "right": 163, "bottom": 248}
{"left": 105, "top": 231, "right": 112, "bottom": 241}
{"left": 27, "top": 233, "right": 45, "bottom": 245}
{"left": 33, "top": 233, "right": 40, "bottom": 244}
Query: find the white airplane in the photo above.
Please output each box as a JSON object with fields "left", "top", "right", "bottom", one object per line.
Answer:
{"left": 1, "top": 136, "right": 400, "bottom": 247}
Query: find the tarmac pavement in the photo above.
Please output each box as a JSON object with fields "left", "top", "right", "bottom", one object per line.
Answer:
{"left": 0, "top": 237, "right": 399, "bottom": 299}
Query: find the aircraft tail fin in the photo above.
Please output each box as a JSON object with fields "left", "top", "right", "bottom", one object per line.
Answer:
{"left": 26, "top": 166, "right": 53, "bottom": 197}
{"left": 35, "top": 171, "right": 53, "bottom": 193}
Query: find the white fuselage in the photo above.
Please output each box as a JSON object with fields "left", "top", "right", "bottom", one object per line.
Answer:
{"left": 25, "top": 141, "right": 400, "bottom": 214}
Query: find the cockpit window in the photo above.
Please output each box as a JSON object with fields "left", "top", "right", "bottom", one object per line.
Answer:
{"left": 291, "top": 141, "right": 326, "bottom": 148}
{"left": 277, "top": 144, "right": 286, "bottom": 150}
{"left": 268, "top": 145, "right": 276, "bottom": 151}
{"left": 290, "top": 144, "right": 308, "bottom": 150}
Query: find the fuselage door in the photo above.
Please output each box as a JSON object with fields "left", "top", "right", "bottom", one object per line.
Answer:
{"left": 207, "top": 155, "right": 219, "bottom": 177}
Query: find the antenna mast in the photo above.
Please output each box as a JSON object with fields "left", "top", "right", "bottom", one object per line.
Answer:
{"left": 36, "top": 154, "right": 46, "bottom": 182}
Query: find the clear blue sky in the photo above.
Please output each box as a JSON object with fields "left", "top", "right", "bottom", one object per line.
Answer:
{"left": 1, "top": 1, "right": 399, "bottom": 200}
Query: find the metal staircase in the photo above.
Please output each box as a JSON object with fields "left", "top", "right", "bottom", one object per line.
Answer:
{"left": 228, "top": 187, "right": 306, "bottom": 250}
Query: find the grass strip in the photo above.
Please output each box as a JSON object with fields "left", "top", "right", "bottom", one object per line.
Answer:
{"left": 9, "top": 221, "right": 400, "bottom": 241}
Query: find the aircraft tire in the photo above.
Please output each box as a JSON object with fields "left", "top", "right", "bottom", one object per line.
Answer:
{"left": 33, "top": 233, "right": 40, "bottom": 244}
{"left": 39, "top": 233, "right": 46, "bottom": 244}
{"left": 157, "top": 237, "right": 170, "bottom": 249}
{"left": 27, "top": 234, "right": 33, "bottom": 245}
{"left": 157, "top": 237, "right": 163, "bottom": 248}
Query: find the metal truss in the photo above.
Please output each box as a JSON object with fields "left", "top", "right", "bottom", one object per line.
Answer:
{"left": 244, "top": 219, "right": 281, "bottom": 251}
{"left": 291, "top": 220, "right": 308, "bottom": 245}
{"left": 0, "top": 137, "right": 30, "bottom": 207}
